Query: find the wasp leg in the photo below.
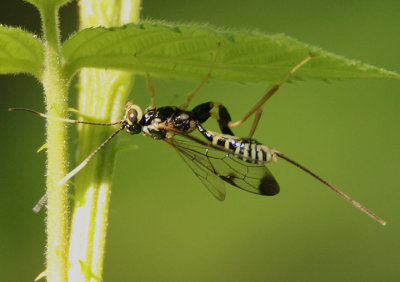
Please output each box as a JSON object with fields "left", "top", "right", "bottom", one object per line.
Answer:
{"left": 191, "top": 102, "right": 215, "bottom": 123}
{"left": 216, "top": 103, "right": 235, "bottom": 135}
{"left": 248, "top": 108, "right": 263, "bottom": 138}
{"left": 180, "top": 43, "right": 221, "bottom": 110}
{"left": 191, "top": 101, "right": 235, "bottom": 135}
{"left": 134, "top": 53, "right": 156, "bottom": 108}
{"left": 228, "top": 54, "right": 313, "bottom": 130}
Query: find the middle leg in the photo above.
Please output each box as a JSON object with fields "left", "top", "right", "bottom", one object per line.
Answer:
{"left": 228, "top": 54, "right": 313, "bottom": 132}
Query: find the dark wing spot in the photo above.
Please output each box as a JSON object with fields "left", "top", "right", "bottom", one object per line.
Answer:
{"left": 259, "top": 175, "right": 280, "bottom": 196}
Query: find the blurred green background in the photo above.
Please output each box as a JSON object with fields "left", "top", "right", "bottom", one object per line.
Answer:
{"left": 1, "top": 0, "right": 399, "bottom": 281}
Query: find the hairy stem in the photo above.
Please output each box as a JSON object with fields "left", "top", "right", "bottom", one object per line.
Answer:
{"left": 68, "top": 1, "right": 142, "bottom": 281}
{"left": 40, "top": 2, "right": 69, "bottom": 282}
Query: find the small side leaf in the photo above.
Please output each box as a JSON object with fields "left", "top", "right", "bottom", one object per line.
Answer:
{"left": 0, "top": 25, "right": 44, "bottom": 78}
{"left": 62, "top": 21, "right": 399, "bottom": 82}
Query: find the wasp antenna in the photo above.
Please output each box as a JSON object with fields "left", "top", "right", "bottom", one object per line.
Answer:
{"left": 58, "top": 126, "right": 126, "bottom": 186}
{"left": 275, "top": 152, "right": 386, "bottom": 226}
{"left": 33, "top": 193, "right": 48, "bottom": 213}
{"left": 9, "top": 107, "right": 123, "bottom": 126}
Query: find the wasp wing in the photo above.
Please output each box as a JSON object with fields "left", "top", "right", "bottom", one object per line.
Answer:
{"left": 165, "top": 138, "right": 227, "bottom": 201}
{"left": 165, "top": 134, "right": 280, "bottom": 200}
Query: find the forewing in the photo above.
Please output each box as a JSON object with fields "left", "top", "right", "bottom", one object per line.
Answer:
{"left": 165, "top": 138, "right": 226, "bottom": 201}
{"left": 166, "top": 135, "right": 279, "bottom": 199}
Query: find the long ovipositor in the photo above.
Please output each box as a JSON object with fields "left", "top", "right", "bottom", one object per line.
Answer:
{"left": 193, "top": 123, "right": 386, "bottom": 226}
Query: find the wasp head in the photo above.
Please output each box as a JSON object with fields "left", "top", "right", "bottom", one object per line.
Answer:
{"left": 124, "top": 102, "right": 143, "bottom": 135}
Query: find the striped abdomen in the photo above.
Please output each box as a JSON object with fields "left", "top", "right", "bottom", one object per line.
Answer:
{"left": 197, "top": 125, "right": 277, "bottom": 164}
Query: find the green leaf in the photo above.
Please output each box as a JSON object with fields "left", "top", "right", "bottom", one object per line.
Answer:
{"left": 62, "top": 21, "right": 400, "bottom": 82}
{"left": 0, "top": 25, "right": 44, "bottom": 78}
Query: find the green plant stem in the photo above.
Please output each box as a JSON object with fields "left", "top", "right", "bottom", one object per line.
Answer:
{"left": 39, "top": 3, "right": 69, "bottom": 282}
{"left": 68, "top": 1, "right": 142, "bottom": 281}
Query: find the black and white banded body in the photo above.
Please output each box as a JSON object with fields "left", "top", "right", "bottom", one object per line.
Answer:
{"left": 196, "top": 124, "right": 278, "bottom": 165}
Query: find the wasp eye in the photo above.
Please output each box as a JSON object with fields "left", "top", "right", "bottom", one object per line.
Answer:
{"left": 127, "top": 109, "right": 138, "bottom": 124}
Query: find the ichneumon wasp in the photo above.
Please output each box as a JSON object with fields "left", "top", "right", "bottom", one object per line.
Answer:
{"left": 9, "top": 49, "right": 386, "bottom": 226}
